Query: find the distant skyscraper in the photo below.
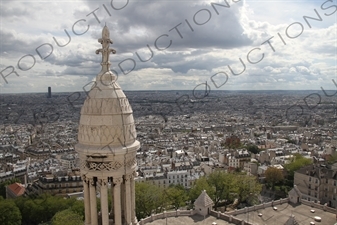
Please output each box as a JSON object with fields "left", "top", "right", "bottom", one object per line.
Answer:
{"left": 47, "top": 87, "right": 51, "bottom": 98}
{"left": 76, "top": 25, "right": 140, "bottom": 225}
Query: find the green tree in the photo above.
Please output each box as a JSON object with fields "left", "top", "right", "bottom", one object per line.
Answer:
{"left": 192, "top": 171, "right": 262, "bottom": 210}
{"left": 14, "top": 194, "right": 84, "bottom": 225}
{"left": 70, "top": 200, "right": 85, "bottom": 219}
{"left": 265, "top": 167, "right": 284, "bottom": 190}
{"left": 0, "top": 199, "right": 22, "bottom": 225}
{"left": 51, "top": 209, "right": 83, "bottom": 225}
{"left": 327, "top": 152, "right": 337, "bottom": 164}
{"left": 135, "top": 182, "right": 165, "bottom": 220}
{"left": 189, "top": 176, "right": 214, "bottom": 202}
{"left": 42, "top": 194, "right": 75, "bottom": 222}
{"left": 284, "top": 154, "right": 312, "bottom": 180}
{"left": 246, "top": 145, "right": 259, "bottom": 154}
{"left": 235, "top": 175, "right": 262, "bottom": 205}
{"left": 218, "top": 172, "right": 237, "bottom": 211}
{"left": 206, "top": 171, "right": 237, "bottom": 210}
{"left": 165, "top": 185, "right": 188, "bottom": 210}
{"left": 22, "top": 198, "right": 45, "bottom": 224}
{"left": 283, "top": 154, "right": 313, "bottom": 190}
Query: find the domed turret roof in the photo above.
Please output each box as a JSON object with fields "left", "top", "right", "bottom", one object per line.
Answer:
{"left": 76, "top": 25, "right": 138, "bottom": 154}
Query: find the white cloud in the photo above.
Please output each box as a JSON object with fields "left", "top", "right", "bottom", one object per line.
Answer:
{"left": 0, "top": 0, "right": 336, "bottom": 93}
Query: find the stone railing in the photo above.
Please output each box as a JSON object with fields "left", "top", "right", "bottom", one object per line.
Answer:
{"left": 226, "top": 198, "right": 289, "bottom": 216}
{"left": 139, "top": 198, "right": 290, "bottom": 225}
{"left": 207, "top": 198, "right": 288, "bottom": 225}
{"left": 138, "top": 209, "right": 195, "bottom": 225}
{"left": 301, "top": 199, "right": 337, "bottom": 214}
{"left": 139, "top": 208, "right": 254, "bottom": 225}
{"left": 210, "top": 210, "right": 254, "bottom": 225}
{"left": 137, "top": 198, "right": 336, "bottom": 225}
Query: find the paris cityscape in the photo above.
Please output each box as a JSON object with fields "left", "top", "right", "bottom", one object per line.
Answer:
{"left": 0, "top": 86, "right": 337, "bottom": 224}
{"left": 1, "top": 0, "right": 337, "bottom": 224}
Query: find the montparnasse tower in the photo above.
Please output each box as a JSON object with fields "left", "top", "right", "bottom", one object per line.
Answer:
{"left": 76, "top": 25, "right": 140, "bottom": 225}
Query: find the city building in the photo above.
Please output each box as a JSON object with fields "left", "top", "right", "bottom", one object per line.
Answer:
{"left": 243, "top": 161, "right": 258, "bottom": 176}
{"left": 60, "top": 153, "right": 78, "bottom": 170}
{"left": 47, "top": 87, "right": 52, "bottom": 98}
{"left": 6, "top": 182, "right": 25, "bottom": 198}
{"left": 294, "top": 164, "right": 337, "bottom": 207}
{"left": 26, "top": 170, "right": 82, "bottom": 196}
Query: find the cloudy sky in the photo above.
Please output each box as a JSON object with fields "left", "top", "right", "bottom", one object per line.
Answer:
{"left": 0, "top": 0, "right": 336, "bottom": 93}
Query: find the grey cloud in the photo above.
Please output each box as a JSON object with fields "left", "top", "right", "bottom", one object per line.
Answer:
{"left": 150, "top": 51, "right": 235, "bottom": 73}
{"left": 85, "top": 0, "right": 252, "bottom": 52}
{"left": 0, "top": 1, "right": 33, "bottom": 18}
{"left": 61, "top": 66, "right": 99, "bottom": 77}
{"left": 1, "top": 0, "right": 253, "bottom": 80}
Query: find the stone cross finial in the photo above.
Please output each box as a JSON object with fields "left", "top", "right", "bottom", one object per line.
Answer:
{"left": 96, "top": 25, "right": 116, "bottom": 72}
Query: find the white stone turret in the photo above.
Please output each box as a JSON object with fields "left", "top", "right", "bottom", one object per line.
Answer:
{"left": 76, "top": 25, "right": 140, "bottom": 225}
{"left": 194, "top": 190, "right": 214, "bottom": 216}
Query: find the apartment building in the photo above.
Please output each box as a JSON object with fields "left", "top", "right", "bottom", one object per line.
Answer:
{"left": 294, "top": 164, "right": 337, "bottom": 207}
{"left": 26, "top": 170, "right": 83, "bottom": 196}
{"left": 136, "top": 170, "right": 191, "bottom": 188}
{"left": 59, "top": 153, "right": 78, "bottom": 170}
{"left": 166, "top": 170, "right": 190, "bottom": 188}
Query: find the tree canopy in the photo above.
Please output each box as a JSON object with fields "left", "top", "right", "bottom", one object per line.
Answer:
{"left": 51, "top": 209, "right": 83, "bottom": 225}
{"left": 0, "top": 199, "right": 22, "bottom": 225}
{"left": 135, "top": 182, "right": 192, "bottom": 219}
{"left": 327, "top": 152, "right": 337, "bottom": 164}
{"left": 246, "top": 145, "right": 260, "bottom": 154}
{"left": 0, "top": 171, "right": 265, "bottom": 223}
{"left": 234, "top": 174, "right": 262, "bottom": 205}
{"left": 165, "top": 185, "right": 188, "bottom": 210}
{"left": 13, "top": 194, "right": 84, "bottom": 225}
{"left": 265, "top": 167, "right": 284, "bottom": 190}
{"left": 284, "top": 153, "right": 312, "bottom": 179}
{"left": 135, "top": 182, "right": 167, "bottom": 220}
{"left": 189, "top": 176, "right": 213, "bottom": 202}
{"left": 189, "top": 170, "right": 262, "bottom": 211}
{"left": 206, "top": 171, "right": 237, "bottom": 210}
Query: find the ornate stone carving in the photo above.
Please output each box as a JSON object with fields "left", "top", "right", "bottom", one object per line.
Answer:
{"left": 113, "top": 177, "right": 122, "bottom": 186}
{"left": 87, "top": 161, "right": 122, "bottom": 171}
{"left": 78, "top": 124, "right": 136, "bottom": 146}
{"left": 124, "top": 174, "right": 133, "bottom": 183}
{"left": 81, "top": 98, "right": 132, "bottom": 115}
{"left": 99, "top": 178, "right": 107, "bottom": 187}
{"left": 95, "top": 25, "right": 116, "bottom": 72}
{"left": 82, "top": 174, "right": 88, "bottom": 183}
{"left": 125, "top": 157, "right": 137, "bottom": 167}
{"left": 80, "top": 159, "right": 87, "bottom": 170}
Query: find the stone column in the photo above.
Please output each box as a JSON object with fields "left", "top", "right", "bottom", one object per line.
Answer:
{"left": 110, "top": 178, "right": 114, "bottom": 216}
{"left": 83, "top": 176, "right": 91, "bottom": 225}
{"left": 90, "top": 178, "right": 98, "bottom": 225}
{"left": 121, "top": 181, "right": 125, "bottom": 221}
{"left": 124, "top": 174, "right": 132, "bottom": 224}
{"left": 100, "top": 178, "right": 109, "bottom": 225}
{"left": 131, "top": 171, "right": 136, "bottom": 224}
{"left": 114, "top": 177, "right": 122, "bottom": 225}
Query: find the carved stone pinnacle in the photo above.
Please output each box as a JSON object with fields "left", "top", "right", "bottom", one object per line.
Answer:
{"left": 96, "top": 25, "right": 116, "bottom": 72}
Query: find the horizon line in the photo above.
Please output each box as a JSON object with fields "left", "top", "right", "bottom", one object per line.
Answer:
{"left": 0, "top": 89, "right": 333, "bottom": 95}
